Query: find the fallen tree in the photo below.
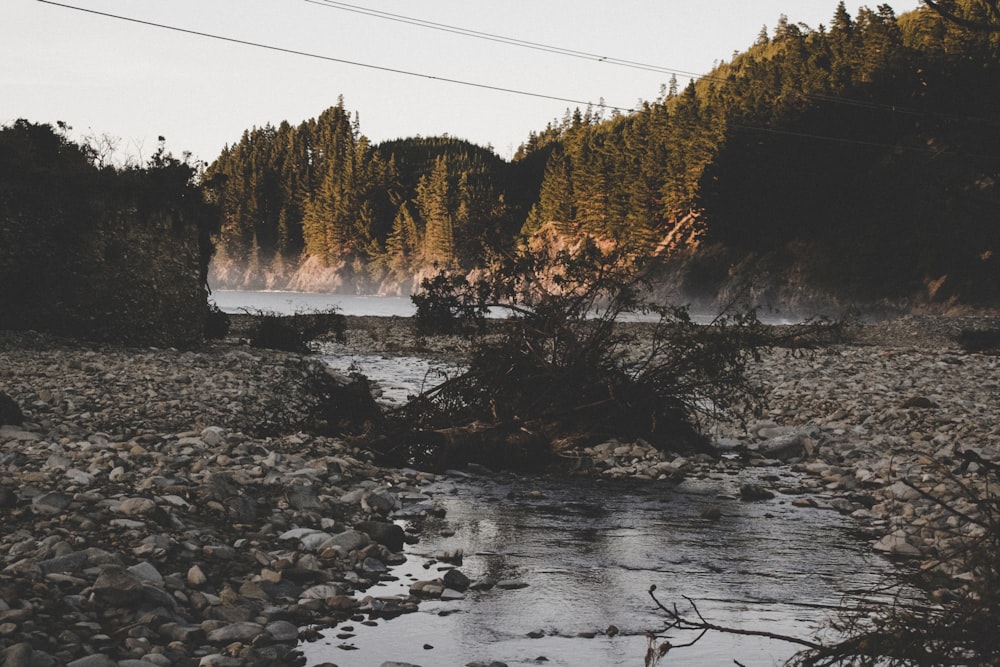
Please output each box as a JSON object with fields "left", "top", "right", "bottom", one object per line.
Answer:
{"left": 375, "top": 241, "right": 772, "bottom": 470}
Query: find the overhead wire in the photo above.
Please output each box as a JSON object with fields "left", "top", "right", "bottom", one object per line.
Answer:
{"left": 35, "top": 0, "right": 634, "bottom": 114}
{"left": 302, "top": 0, "right": 706, "bottom": 81}
{"left": 35, "top": 0, "right": 1000, "bottom": 159}
{"left": 304, "top": 0, "right": 1000, "bottom": 127}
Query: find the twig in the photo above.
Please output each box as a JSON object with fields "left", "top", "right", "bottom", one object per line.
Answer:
{"left": 647, "top": 587, "right": 824, "bottom": 650}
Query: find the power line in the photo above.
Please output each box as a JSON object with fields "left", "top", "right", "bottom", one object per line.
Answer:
{"left": 35, "top": 0, "right": 1000, "bottom": 159}
{"left": 303, "top": 0, "right": 706, "bottom": 81}
{"left": 304, "top": 0, "right": 999, "bottom": 127}
{"left": 35, "top": 0, "right": 635, "bottom": 114}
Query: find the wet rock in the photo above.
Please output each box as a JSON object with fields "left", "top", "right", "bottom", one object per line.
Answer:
{"left": 442, "top": 568, "right": 471, "bottom": 592}
{"left": 356, "top": 520, "right": 405, "bottom": 552}
{"left": 265, "top": 619, "right": 299, "bottom": 642}
{"left": 739, "top": 484, "right": 775, "bottom": 501}
{"left": 322, "top": 529, "right": 370, "bottom": 554}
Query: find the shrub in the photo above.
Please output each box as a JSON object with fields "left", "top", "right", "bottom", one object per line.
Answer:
{"left": 247, "top": 308, "right": 345, "bottom": 353}
{"left": 388, "top": 242, "right": 769, "bottom": 467}
{"left": 204, "top": 301, "right": 231, "bottom": 340}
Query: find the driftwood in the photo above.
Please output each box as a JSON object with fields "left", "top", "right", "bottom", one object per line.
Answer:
{"left": 373, "top": 421, "right": 554, "bottom": 472}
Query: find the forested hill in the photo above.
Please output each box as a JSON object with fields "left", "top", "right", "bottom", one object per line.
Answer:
{"left": 205, "top": 1, "right": 1000, "bottom": 309}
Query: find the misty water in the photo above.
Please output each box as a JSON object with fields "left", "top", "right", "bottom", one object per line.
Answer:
{"left": 211, "top": 290, "right": 903, "bottom": 666}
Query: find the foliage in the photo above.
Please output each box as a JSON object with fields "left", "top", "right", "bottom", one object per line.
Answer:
{"left": 204, "top": 301, "right": 231, "bottom": 340}
{"left": 0, "top": 120, "right": 218, "bottom": 345}
{"left": 395, "top": 242, "right": 768, "bottom": 457}
{"left": 954, "top": 327, "right": 1000, "bottom": 353}
{"left": 247, "top": 308, "right": 345, "bottom": 353}
{"left": 204, "top": 2, "right": 1000, "bottom": 306}
{"left": 411, "top": 271, "right": 491, "bottom": 335}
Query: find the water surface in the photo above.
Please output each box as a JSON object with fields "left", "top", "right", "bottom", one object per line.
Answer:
{"left": 299, "top": 472, "right": 899, "bottom": 667}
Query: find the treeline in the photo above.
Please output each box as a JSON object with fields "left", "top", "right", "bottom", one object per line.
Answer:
{"left": 205, "top": 102, "right": 530, "bottom": 290}
{"left": 0, "top": 120, "right": 217, "bottom": 344}
{"left": 206, "top": 1, "right": 1000, "bottom": 305}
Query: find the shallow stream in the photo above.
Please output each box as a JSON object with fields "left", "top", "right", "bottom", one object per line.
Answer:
{"left": 209, "top": 290, "right": 904, "bottom": 666}
{"left": 298, "top": 472, "right": 900, "bottom": 666}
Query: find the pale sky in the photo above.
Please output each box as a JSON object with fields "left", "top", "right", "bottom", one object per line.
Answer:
{"left": 2, "top": 0, "right": 922, "bottom": 163}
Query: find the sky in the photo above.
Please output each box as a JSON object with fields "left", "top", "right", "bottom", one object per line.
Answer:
{"left": 2, "top": 0, "right": 923, "bottom": 163}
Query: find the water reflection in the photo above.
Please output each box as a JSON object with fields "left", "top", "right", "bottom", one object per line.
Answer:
{"left": 299, "top": 472, "right": 901, "bottom": 667}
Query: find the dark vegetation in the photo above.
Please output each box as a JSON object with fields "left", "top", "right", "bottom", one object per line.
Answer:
{"left": 206, "top": 1, "right": 1000, "bottom": 308}
{"left": 244, "top": 308, "right": 346, "bottom": 353}
{"left": 955, "top": 326, "right": 1000, "bottom": 353}
{"left": 372, "top": 243, "right": 770, "bottom": 470}
{"left": 0, "top": 120, "right": 218, "bottom": 345}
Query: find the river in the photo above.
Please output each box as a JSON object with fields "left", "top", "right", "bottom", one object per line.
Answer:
{"left": 212, "top": 290, "right": 904, "bottom": 666}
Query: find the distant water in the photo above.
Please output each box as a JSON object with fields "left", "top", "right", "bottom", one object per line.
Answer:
{"left": 209, "top": 290, "right": 805, "bottom": 324}
{"left": 210, "top": 290, "right": 415, "bottom": 317}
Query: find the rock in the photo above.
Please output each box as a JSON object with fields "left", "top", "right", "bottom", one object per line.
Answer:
{"left": 92, "top": 565, "right": 144, "bottom": 605}
{"left": 356, "top": 520, "right": 405, "bottom": 552}
{"left": 321, "top": 530, "right": 370, "bottom": 554}
{"left": 32, "top": 491, "right": 72, "bottom": 515}
{"left": 363, "top": 490, "right": 397, "bottom": 514}
{"left": 699, "top": 506, "right": 722, "bottom": 520}
{"left": 118, "top": 497, "right": 157, "bottom": 516}
{"left": 206, "top": 621, "right": 264, "bottom": 643}
{"left": 67, "top": 656, "right": 118, "bottom": 667}
{"left": 301, "top": 583, "right": 349, "bottom": 600}
{"left": 442, "top": 568, "right": 471, "bottom": 592}
{"left": 739, "top": 484, "right": 775, "bottom": 501}
{"left": 187, "top": 564, "right": 208, "bottom": 587}
{"left": 198, "top": 656, "right": 245, "bottom": 667}
{"left": 873, "top": 533, "right": 922, "bottom": 558}
{"left": 409, "top": 580, "right": 445, "bottom": 597}
{"left": 128, "top": 561, "right": 164, "bottom": 585}
{"left": 266, "top": 619, "right": 299, "bottom": 642}
{"left": 756, "top": 433, "right": 805, "bottom": 461}
{"left": 286, "top": 483, "right": 320, "bottom": 510}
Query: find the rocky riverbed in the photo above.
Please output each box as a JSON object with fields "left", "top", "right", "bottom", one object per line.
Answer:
{"left": 1, "top": 314, "right": 998, "bottom": 666}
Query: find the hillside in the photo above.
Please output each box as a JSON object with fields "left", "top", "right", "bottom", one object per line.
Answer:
{"left": 205, "top": 1, "right": 1000, "bottom": 312}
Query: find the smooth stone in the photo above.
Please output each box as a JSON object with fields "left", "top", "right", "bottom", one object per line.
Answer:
{"left": 118, "top": 497, "right": 158, "bottom": 516}
{"left": 206, "top": 621, "right": 265, "bottom": 643}
{"left": 321, "top": 529, "right": 370, "bottom": 554}
{"left": 32, "top": 491, "right": 72, "bottom": 515}
{"left": 265, "top": 619, "right": 299, "bottom": 642}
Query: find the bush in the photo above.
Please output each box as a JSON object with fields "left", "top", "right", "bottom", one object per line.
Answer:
{"left": 204, "top": 301, "right": 231, "bottom": 340}
{"left": 955, "top": 327, "right": 1000, "bottom": 354}
{"left": 247, "top": 308, "right": 345, "bottom": 353}
{"left": 388, "top": 242, "right": 769, "bottom": 467}
{"left": 411, "top": 272, "right": 490, "bottom": 335}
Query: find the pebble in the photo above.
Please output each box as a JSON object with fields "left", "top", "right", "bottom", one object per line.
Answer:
{"left": 0, "top": 315, "right": 996, "bottom": 664}
{"left": 0, "top": 332, "right": 444, "bottom": 665}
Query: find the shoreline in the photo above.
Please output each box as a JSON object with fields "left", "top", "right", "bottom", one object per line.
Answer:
{"left": 1, "top": 314, "right": 998, "bottom": 664}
